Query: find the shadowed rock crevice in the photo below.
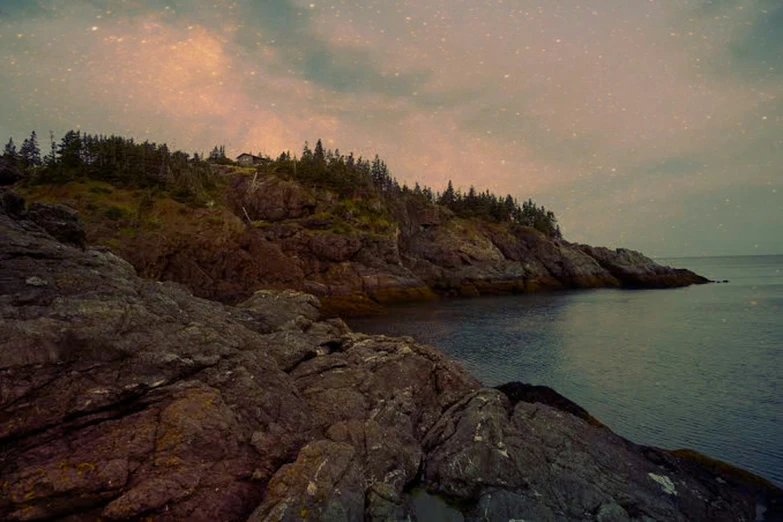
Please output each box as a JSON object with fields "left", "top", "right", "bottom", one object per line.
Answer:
{"left": 0, "top": 192, "right": 777, "bottom": 521}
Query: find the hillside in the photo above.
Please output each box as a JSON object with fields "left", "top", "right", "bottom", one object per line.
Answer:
{"left": 3, "top": 132, "right": 708, "bottom": 315}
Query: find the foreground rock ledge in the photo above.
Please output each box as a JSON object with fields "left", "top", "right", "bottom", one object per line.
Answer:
{"left": 1, "top": 193, "right": 779, "bottom": 521}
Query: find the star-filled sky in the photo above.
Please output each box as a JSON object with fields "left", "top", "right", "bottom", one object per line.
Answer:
{"left": 1, "top": 0, "right": 780, "bottom": 256}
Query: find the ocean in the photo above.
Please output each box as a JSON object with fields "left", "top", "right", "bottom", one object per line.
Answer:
{"left": 348, "top": 255, "right": 783, "bottom": 487}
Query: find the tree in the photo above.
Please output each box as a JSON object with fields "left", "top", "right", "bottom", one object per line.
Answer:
{"left": 46, "top": 131, "right": 57, "bottom": 166}
{"left": 313, "top": 139, "right": 326, "bottom": 166}
{"left": 439, "top": 180, "right": 456, "bottom": 207}
{"left": 3, "top": 138, "right": 17, "bottom": 161}
{"left": 301, "top": 141, "right": 313, "bottom": 162}
{"left": 58, "top": 130, "right": 83, "bottom": 170}
{"left": 20, "top": 131, "right": 41, "bottom": 167}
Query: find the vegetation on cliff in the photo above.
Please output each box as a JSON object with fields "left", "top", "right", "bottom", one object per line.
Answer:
{"left": 3, "top": 130, "right": 561, "bottom": 238}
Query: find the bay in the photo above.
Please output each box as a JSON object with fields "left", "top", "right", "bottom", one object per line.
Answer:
{"left": 348, "top": 255, "right": 783, "bottom": 487}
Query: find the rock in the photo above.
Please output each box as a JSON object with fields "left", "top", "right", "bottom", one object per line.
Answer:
{"left": 1, "top": 193, "right": 773, "bottom": 521}
{"left": 575, "top": 245, "right": 710, "bottom": 287}
{"left": 496, "top": 381, "right": 602, "bottom": 426}
{"left": 308, "top": 232, "right": 362, "bottom": 262}
{"left": 235, "top": 289, "right": 322, "bottom": 332}
{"left": 248, "top": 440, "right": 366, "bottom": 522}
{"left": 231, "top": 175, "right": 317, "bottom": 221}
{"left": 26, "top": 201, "right": 87, "bottom": 248}
{"left": 0, "top": 188, "right": 25, "bottom": 217}
{"left": 596, "top": 502, "right": 631, "bottom": 522}
{"left": 421, "top": 389, "right": 769, "bottom": 522}
{"left": 0, "top": 196, "right": 313, "bottom": 520}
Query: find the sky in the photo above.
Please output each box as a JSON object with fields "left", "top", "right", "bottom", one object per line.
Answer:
{"left": 0, "top": 0, "right": 780, "bottom": 257}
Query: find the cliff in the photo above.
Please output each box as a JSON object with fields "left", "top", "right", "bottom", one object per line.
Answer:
{"left": 16, "top": 170, "right": 708, "bottom": 316}
{"left": 1, "top": 191, "right": 779, "bottom": 521}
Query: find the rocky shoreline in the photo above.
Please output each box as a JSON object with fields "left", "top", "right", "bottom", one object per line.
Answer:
{"left": 16, "top": 174, "right": 710, "bottom": 317}
{"left": 1, "top": 191, "right": 779, "bottom": 521}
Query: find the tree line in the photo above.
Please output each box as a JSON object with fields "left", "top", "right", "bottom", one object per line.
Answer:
{"left": 271, "top": 139, "right": 560, "bottom": 238}
{"left": 2, "top": 131, "right": 561, "bottom": 237}
{"left": 436, "top": 180, "right": 561, "bottom": 238}
{"left": 3, "top": 130, "right": 217, "bottom": 200}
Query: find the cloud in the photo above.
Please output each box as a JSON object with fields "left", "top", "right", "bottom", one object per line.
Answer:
{"left": 688, "top": 0, "right": 783, "bottom": 76}
{"left": 0, "top": 0, "right": 779, "bottom": 255}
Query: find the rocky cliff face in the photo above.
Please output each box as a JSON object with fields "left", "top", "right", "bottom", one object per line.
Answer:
{"left": 17, "top": 173, "right": 707, "bottom": 316}
{"left": 1, "top": 192, "right": 778, "bottom": 521}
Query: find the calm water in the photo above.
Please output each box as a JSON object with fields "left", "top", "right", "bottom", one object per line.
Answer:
{"left": 349, "top": 255, "right": 783, "bottom": 487}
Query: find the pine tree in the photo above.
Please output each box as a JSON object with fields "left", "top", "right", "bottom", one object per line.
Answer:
{"left": 46, "top": 131, "right": 57, "bottom": 166}
{"left": 313, "top": 139, "right": 326, "bottom": 167}
{"left": 3, "top": 137, "right": 17, "bottom": 161}
{"left": 439, "top": 180, "right": 456, "bottom": 207}
{"left": 58, "top": 130, "right": 83, "bottom": 170}
{"left": 301, "top": 142, "right": 313, "bottom": 162}
{"left": 20, "top": 131, "right": 41, "bottom": 167}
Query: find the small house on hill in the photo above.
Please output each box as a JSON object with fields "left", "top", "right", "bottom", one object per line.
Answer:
{"left": 236, "top": 153, "right": 268, "bottom": 167}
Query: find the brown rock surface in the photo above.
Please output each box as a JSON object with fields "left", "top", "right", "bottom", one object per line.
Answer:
{"left": 3, "top": 192, "right": 768, "bottom": 521}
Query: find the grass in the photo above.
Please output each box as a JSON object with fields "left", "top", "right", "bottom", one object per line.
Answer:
{"left": 18, "top": 178, "right": 244, "bottom": 256}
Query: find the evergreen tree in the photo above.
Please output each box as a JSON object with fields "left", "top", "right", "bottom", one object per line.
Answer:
{"left": 20, "top": 131, "right": 41, "bottom": 167}
{"left": 46, "top": 131, "right": 57, "bottom": 166}
{"left": 439, "top": 180, "right": 456, "bottom": 207}
{"left": 3, "top": 138, "right": 17, "bottom": 161}
{"left": 301, "top": 141, "right": 313, "bottom": 162}
{"left": 313, "top": 139, "right": 325, "bottom": 164}
{"left": 58, "top": 130, "right": 83, "bottom": 170}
